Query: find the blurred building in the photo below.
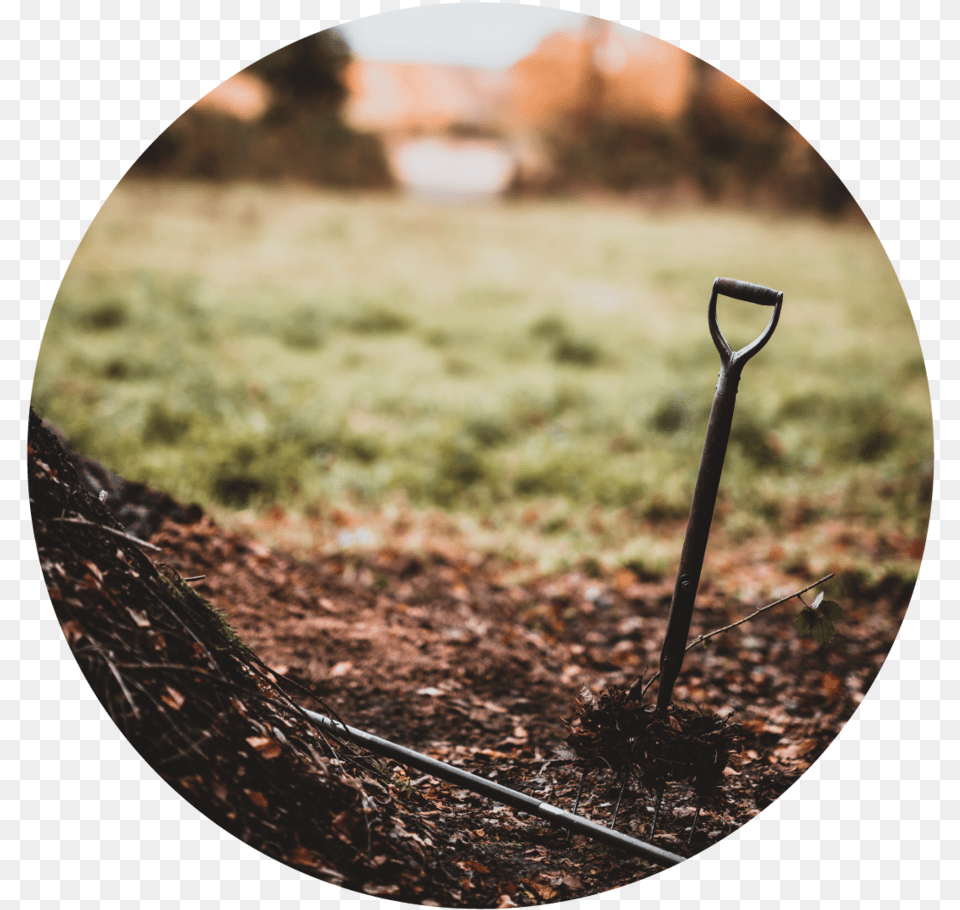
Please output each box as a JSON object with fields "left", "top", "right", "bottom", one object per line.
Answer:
{"left": 344, "top": 61, "right": 511, "bottom": 134}
{"left": 506, "top": 26, "right": 692, "bottom": 130}
{"left": 340, "top": 25, "right": 699, "bottom": 197}
{"left": 343, "top": 26, "right": 694, "bottom": 136}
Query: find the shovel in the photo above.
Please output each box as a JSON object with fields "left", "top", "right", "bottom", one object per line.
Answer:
{"left": 655, "top": 278, "right": 783, "bottom": 714}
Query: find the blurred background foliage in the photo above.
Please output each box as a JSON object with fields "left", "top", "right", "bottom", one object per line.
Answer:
{"left": 541, "top": 56, "right": 857, "bottom": 215}
{"left": 128, "top": 24, "right": 854, "bottom": 217}
{"left": 34, "top": 19, "right": 931, "bottom": 582}
{"left": 134, "top": 30, "right": 394, "bottom": 189}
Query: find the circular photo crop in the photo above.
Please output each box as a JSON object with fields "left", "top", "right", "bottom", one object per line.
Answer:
{"left": 29, "top": 5, "right": 933, "bottom": 905}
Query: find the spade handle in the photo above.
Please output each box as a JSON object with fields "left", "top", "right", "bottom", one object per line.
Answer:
{"left": 656, "top": 278, "right": 783, "bottom": 713}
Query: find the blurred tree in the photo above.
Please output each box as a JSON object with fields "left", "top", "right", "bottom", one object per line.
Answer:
{"left": 131, "top": 28, "right": 393, "bottom": 189}
{"left": 526, "top": 41, "right": 858, "bottom": 218}
{"left": 249, "top": 30, "right": 351, "bottom": 111}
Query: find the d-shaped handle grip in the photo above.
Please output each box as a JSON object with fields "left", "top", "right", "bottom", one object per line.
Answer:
{"left": 713, "top": 277, "right": 782, "bottom": 307}
{"left": 709, "top": 277, "right": 783, "bottom": 374}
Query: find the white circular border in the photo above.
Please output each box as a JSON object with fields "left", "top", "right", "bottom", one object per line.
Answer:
{"left": 4, "top": 1, "right": 953, "bottom": 907}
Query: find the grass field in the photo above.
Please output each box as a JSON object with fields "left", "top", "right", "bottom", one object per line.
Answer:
{"left": 34, "top": 180, "right": 932, "bottom": 579}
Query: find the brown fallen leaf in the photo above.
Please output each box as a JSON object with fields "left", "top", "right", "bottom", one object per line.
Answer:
{"left": 244, "top": 789, "right": 268, "bottom": 810}
{"left": 777, "top": 737, "right": 819, "bottom": 760}
{"left": 246, "top": 735, "right": 282, "bottom": 759}
{"left": 126, "top": 607, "right": 151, "bottom": 628}
{"left": 286, "top": 847, "right": 344, "bottom": 884}
{"left": 822, "top": 671, "right": 843, "bottom": 700}
{"left": 556, "top": 872, "right": 583, "bottom": 890}
{"left": 61, "top": 619, "right": 84, "bottom": 644}
{"left": 612, "top": 567, "right": 639, "bottom": 592}
{"left": 479, "top": 700, "right": 508, "bottom": 714}
{"left": 523, "top": 880, "right": 557, "bottom": 901}
{"left": 160, "top": 686, "right": 185, "bottom": 710}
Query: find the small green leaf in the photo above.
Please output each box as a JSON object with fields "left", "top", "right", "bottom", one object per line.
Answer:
{"left": 794, "top": 609, "right": 814, "bottom": 634}
{"left": 819, "top": 600, "right": 844, "bottom": 622}
{"left": 811, "top": 614, "right": 836, "bottom": 645}
{"left": 811, "top": 591, "right": 825, "bottom": 609}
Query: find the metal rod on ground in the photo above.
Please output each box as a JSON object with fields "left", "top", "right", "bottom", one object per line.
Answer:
{"left": 303, "top": 708, "right": 684, "bottom": 868}
{"left": 656, "top": 278, "right": 783, "bottom": 714}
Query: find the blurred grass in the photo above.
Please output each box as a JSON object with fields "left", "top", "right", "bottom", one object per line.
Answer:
{"left": 34, "top": 180, "right": 932, "bottom": 573}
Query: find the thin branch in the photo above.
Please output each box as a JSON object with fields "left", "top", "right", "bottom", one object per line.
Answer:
{"left": 53, "top": 516, "right": 163, "bottom": 552}
{"left": 686, "top": 573, "right": 834, "bottom": 651}
{"left": 91, "top": 641, "right": 141, "bottom": 721}
{"left": 642, "top": 573, "right": 835, "bottom": 699}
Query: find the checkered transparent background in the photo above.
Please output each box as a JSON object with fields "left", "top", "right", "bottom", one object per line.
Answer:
{"left": 3, "top": 1, "right": 956, "bottom": 906}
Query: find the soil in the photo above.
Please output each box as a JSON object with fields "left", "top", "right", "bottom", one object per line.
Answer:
{"left": 29, "top": 410, "right": 914, "bottom": 907}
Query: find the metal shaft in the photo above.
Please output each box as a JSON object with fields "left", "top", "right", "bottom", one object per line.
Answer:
{"left": 656, "top": 278, "right": 783, "bottom": 714}
{"left": 657, "top": 366, "right": 742, "bottom": 712}
{"left": 304, "top": 708, "right": 684, "bottom": 867}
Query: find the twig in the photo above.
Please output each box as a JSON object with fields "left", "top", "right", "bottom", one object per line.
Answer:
{"left": 53, "top": 516, "right": 163, "bottom": 552}
{"left": 642, "top": 573, "right": 835, "bottom": 699}
{"left": 685, "top": 573, "right": 835, "bottom": 651}
{"left": 91, "top": 640, "right": 141, "bottom": 721}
